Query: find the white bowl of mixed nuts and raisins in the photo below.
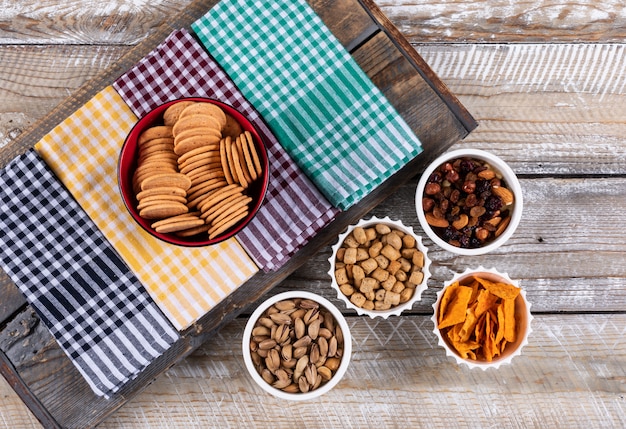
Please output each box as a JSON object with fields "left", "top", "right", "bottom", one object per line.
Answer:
{"left": 415, "top": 149, "right": 523, "bottom": 255}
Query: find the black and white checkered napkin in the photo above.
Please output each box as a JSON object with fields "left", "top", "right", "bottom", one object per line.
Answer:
{"left": 0, "top": 149, "right": 179, "bottom": 398}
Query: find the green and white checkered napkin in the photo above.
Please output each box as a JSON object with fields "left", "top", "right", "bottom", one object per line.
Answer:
{"left": 192, "top": 0, "right": 422, "bottom": 210}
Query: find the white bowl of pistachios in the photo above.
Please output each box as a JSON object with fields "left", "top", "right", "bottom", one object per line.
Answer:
{"left": 242, "top": 291, "right": 352, "bottom": 400}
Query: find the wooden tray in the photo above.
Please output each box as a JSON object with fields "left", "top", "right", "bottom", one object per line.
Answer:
{"left": 0, "top": 0, "right": 476, "bottom": 427}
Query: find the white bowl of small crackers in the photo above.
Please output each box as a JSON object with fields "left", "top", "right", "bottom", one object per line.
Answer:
{"left": 432, "top": 266, "right": 533, "bottom": 370}
{"left": 118, "top": 97, "right": 269, "bottom": 246}
{"left": 328, "top": 216, "right": 431, "bottom": 319}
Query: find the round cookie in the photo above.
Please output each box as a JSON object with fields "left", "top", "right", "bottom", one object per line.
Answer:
{"left": 235, "top": 136, "right": 252, "bottom": 183}
{"left": 172, "top": 115, "right": 222, "bottom": 138}
{"left": 163, "top": 101, "right": 195, "bottom": 126}
{"left": 197, "top": 184, "right": 244, "bottom": 214}
{"left": 186, "top": 178, "right": 227, "bottom": 202}
{"left": 220, "top": 137, "right": 235, "bottom": 185}
{"left": 140, "top": 172, "right": 191, "bottom": 191}
{"left": 139, "top": 201, "right": 189, "bottom": 219}
{"left": 240, "top": 133, "right": 257, "bottom": 181}
{"left": 244, "top": 131, "right": 263, "bottom": 176}
{"left": 174, "top": 137, "right": 220, "bottom": 156}
{"left": 180, "top": 157, "right": 222, "bottom": 175}
{"left": 174, "top": 127, "right": 222, "bottom": 147}
{"left": 203, "top": 194, "right": 251, "bottom": 223}
{"left": 179, "top": 151, "right": 221, "bottom": 169}
{"left": 175, "top": 224, "right": 211, "bottom": 237}
{"left": 153, "top": 217, "right": 206, "bottom": 233}
{"left": 208, "top": 208, "right": 248, "bottom": 239}
{"left": 178, "top": 144, "right": 222, "bottom": 165}
{"left": 138, "top": 126, "right": 173, "bottom": 146}
{"left": 221, "top": 113, "right": 243, "bottom": 139}
{"left": 230, "top": 138, "right": 248, "bottom": 189}
{"left": 179, "top": 102, "right": 227, "bottom": 129}
{"left": 224, "top": 136, "right": 239, "bottom": 184}
{"left": 136, "top": 186, "right": 187, "bottom": 200}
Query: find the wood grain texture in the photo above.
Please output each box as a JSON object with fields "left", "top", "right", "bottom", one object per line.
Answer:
{"left": 416, "top": 43, "right": 626, "bottom": 175}
{"left": 377, "top": 0, "right": 626, "bottom": 43}
{"left": 247, "top": 177, "right": 626, "bottom": 314}
{"left": 94, "top": 315, "right": 625, "bottom": 429}
{"left": 0, "top": 0, "right": 194, "bottom": 45}
{"left": 1, "top": 0, "right": 625, "bottom": 428}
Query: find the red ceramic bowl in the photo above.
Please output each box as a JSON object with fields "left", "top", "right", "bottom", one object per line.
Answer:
{"left": 118, "top": 97, "right": 270, "bottom": 247}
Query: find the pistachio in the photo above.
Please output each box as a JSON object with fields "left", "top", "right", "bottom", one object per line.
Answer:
{"left": 269, "top": 312, "right": 292, "bottom": 325}
{"left": 249, "top": 298, "right": 344, "bottom": 394}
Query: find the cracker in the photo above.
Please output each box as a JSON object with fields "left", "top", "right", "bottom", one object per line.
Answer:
{"left": 197, "top": 184, "right": 244, "bottom": 213}
{"left": 180, "top": 158, "right": 222, "bottom": 175}
{"left": 179, "top": 102, "right": 227, "bottom": 129}
{"left": 235, "top": 136, "right": 252, "bottom": 183}
{"left": 163, "top": 101, "right": 195, "bottom": 126}
{"left": 240, "top": 133, "right": 257, "bottom": 181}
{"left": 137, "top": 194, "right": 187, "bottom": 206}
{"left": 174, "top": 137, "right": 220, "bottom": 156}
{"left": 225, "top": 136, "right": 239, "bottom": 184}
{"left": 244, "top": 131, "right": 263, "bottom": 176}
{"left": 222, "top": 113, "right": 243, "bottom": 139}
{"left": 139, "top": 201, "right": 189, "bottom": 219}
{"left": 186, "top": 165, "right": 224, "bottom": 183}
{"left": 151, "top": 212, "right": 202, "bottom": 228}
{"left": 172, "top": 114, "right": 222, "bottom": 138}
{"left": 186, "top": 179, "right": 227, "bottom": 202}
{"left": 136, "top": 186, "right": 187, "bottom": 200}
{"left": 175, "top": 224, "right": 211, "bottom": 237}
{"left": 189, "top": 169, "right": 226, "bottom": 187}
{"left": 139, "top": 137, "right": 175, "bottom": 152}
{"left": 138, "top": 126, "right": 173, "bottom": 146}
{"left": 174, "top": 126, "right": 222, "bottom": 147}
{"left": 153, "top": 217, "right": 206, "bottom": 234}
{"left": 177, "top": 144, "right": 221, "bottom": 165}
{"left": 220, "top": 137, "right": 235, "bottom": 185}
{"left": 140, "top": 172, "right": 191, "bottom": 191}
{"left": 210, "top": 198, "right": 250, "bottom": 226}
{"left": 202, "top": 194, "right": 250, "bottom": 223}
{"left": 230, "top": 138, "right": 248, "bottom": 188}
{"left": 208, "top": 208, "right": 248, "bottom": 239}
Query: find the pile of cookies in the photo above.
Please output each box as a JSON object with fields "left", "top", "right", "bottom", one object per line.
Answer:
{"left": 131, "top": 101, "right": 263, "bottom": 240}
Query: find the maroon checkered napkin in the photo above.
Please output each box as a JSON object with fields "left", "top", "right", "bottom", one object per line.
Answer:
{"left": 113, "top": 29, "right": 339, "bottom": 271}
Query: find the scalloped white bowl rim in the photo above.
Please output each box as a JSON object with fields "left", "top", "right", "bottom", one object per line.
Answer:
{"left": 328, "top": 216, "right": 432, "bottom": 319}
{"left": 431, "top": 266, "right": 533, "bottom": 370}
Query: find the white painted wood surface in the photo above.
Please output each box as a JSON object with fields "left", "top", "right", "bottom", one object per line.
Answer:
{"left": 1, "top": 0, "right": 625, "bottom": 428}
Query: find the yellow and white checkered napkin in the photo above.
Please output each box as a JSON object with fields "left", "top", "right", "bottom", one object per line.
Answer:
{"left": 35, "top": 86, "right": 259, "bottom": 330}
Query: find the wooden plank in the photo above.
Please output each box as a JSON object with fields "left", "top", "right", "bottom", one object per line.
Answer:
{"left": 94, "top": 314, "right": 626, "bottom": 428}
{"left": 377, "top": 0, "right": 626, "bottom": 43}
{"left": 0, "top": 270, "right": 25, "bottom": 325}
{"left": 416, "top": 43, "right": 626, "bottom": 176}
{"left": 259, "top": 177, "right": 626, "bottom": 314}
{"left": 4, "top": 0, "right": 626, "bottom": 45}
{"left": 0, "top": 0, "right": 194, "bottom": 45}
{"left": 3, "top": 313, "right": 626, "bottom": 428}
